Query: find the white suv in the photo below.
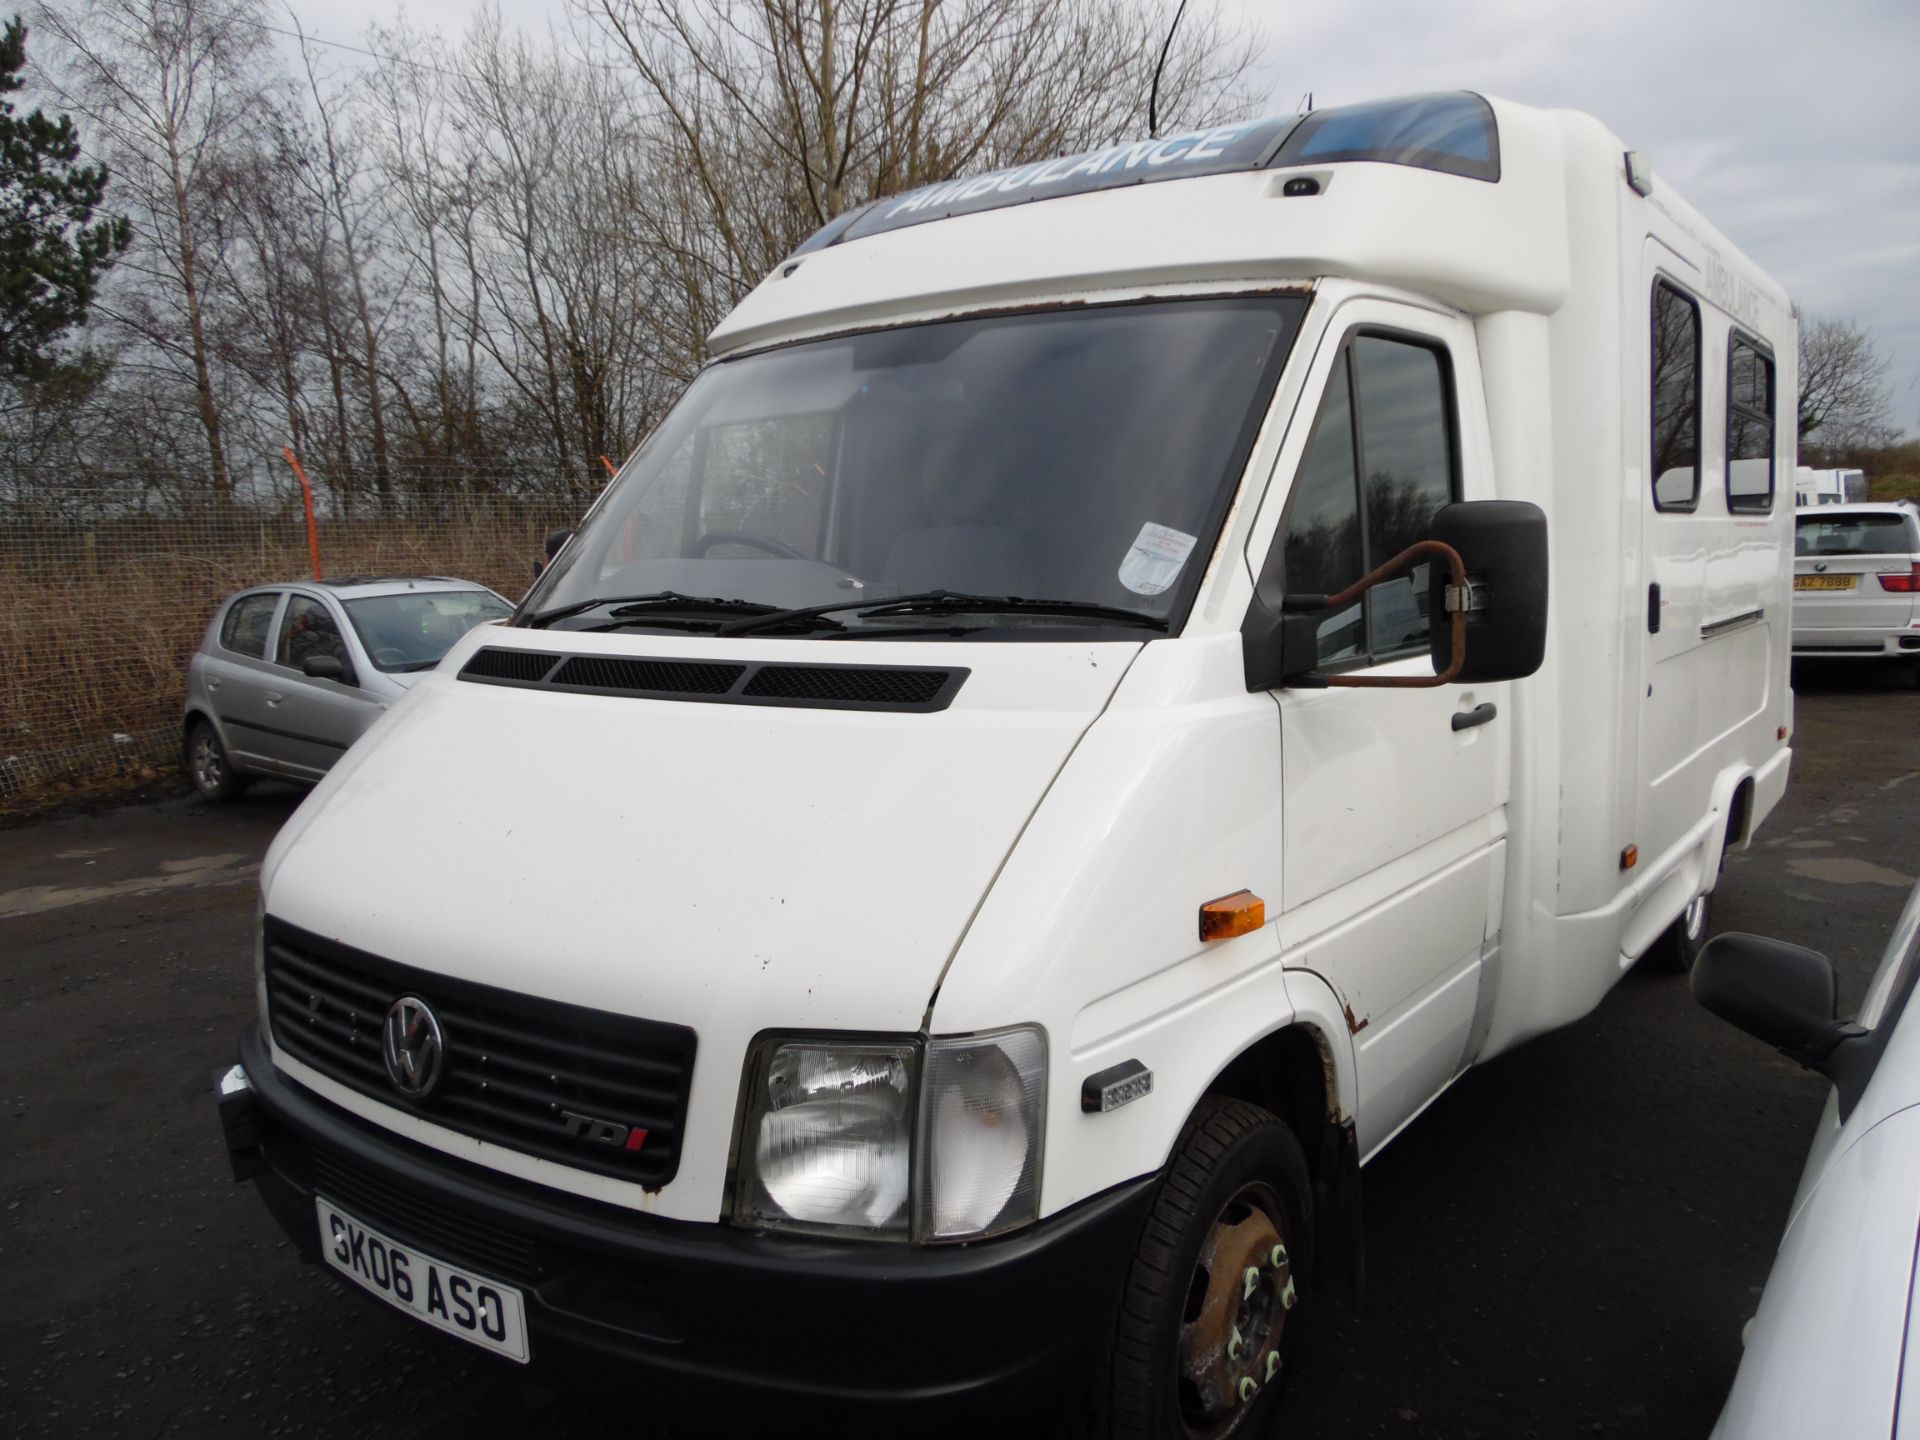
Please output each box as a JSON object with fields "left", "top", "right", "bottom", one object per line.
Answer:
{"left": 1791, "top": 502, "right": 1920, "bottom": 678}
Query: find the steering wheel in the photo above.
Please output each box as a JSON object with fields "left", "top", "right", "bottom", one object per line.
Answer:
{"left": 373, "top": 647, "right": 410, "bottom": 667}
{"left": 692, "top": 529, "right": 805, "bottom": 559}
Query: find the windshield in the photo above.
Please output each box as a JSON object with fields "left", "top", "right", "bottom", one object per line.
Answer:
{"left": 1795, "top": 514, "right": 1917, "bottom": 556}
{"left": 346, "top": 590, "right": 512, "bottom": 671}
{"left": 523, "top": 296, "right": 1306, "bottom": 638}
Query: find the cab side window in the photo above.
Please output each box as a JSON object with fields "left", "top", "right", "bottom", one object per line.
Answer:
{"left": 276, "top": 595, "right": 351, "bottom": 678}
{"left": 1278, "top": 332, "right": 1459, "bottom": 665}
{"left": 1651, "top": 281, "right": 1701, "bottom": 512}
{"left": 1726, "top": 335, "right": 1775, "bottom": 513}
{"left": 220, "top": 594, "right": 279, "bottom": 658}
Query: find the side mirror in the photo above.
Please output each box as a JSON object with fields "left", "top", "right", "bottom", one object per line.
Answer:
{"left": 1693, "top": 932, "right": 1873, "bottom": 1115}
{"left": 1426, "top": 500, "right": 1548, "bottom": 682}
{"left": 301, "top": 654, "right": 348, "bottom": 682}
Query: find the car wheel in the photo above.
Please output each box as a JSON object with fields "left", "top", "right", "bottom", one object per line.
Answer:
{"left": 1647, "top": 890, "right": 1711, "bottom": 974}
{"left": 186, "top": 720, "right": 249, "bottom": 803}
{"left": 1090, "top": 1097, "right": 1313, "bottom": 1440}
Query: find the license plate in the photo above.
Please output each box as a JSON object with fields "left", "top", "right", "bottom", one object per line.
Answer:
{"left": 1795, "top": 574, "right": 1857, "bottom": 591}
{"left": 315, "top": 1197, "right": 529, "bottom": 1362}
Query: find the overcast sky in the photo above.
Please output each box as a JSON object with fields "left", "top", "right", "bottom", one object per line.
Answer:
{"left": 286, "top": 0, "right": 1920, "bottom": 434}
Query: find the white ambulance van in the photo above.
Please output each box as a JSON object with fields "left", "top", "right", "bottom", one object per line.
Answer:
{"left": 216, "top": 92, "right": 1796, "bottom": 1436}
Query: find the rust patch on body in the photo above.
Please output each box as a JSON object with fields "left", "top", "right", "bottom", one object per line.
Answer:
{"left": 1342, "top": 1002, "right": 1369, "bottom": 1035}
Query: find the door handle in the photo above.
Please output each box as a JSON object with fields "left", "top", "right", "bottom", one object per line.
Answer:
{"left": 265, "top": 691, "right": 285, "bottom": 706}
{"left": 206, "top": 676, "right": 221, "bottom": 690}
{"left": 1451, "top": 701, "right": 1498, "bottom": 732}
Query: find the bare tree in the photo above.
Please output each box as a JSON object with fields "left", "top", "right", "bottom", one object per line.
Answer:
{"left": 35, "top": 0, "right": 278, "bottom": 495}
{"left": 287, "top": 23, "right": 396, "bottom": 499}
{"left": 1799, "top": 315, "right": 1894, "bottom": 450}
{"left": 589, "top": 0, "right": 1256, "bottom": 367}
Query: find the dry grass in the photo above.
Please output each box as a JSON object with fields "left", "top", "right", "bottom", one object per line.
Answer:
{"left": 0, "top": 503, "right": 573, "bottom": 806}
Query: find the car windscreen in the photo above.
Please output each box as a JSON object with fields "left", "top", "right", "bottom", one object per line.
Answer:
{"left": 522, "top": 295, "right": 1307, "bottom": 637}
{"left": 345, "top": 591, "right": 512, "bottom": 672}
{"left": 1795, "top": 514, "right": 1916, "bottom": 556}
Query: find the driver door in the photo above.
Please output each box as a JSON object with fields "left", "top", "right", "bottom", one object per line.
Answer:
{"left": 267, "top": 592, "right": 382, "bottom": 777}
{"left": 1257, "top": 301, "right": 1508, "bottom": 1158}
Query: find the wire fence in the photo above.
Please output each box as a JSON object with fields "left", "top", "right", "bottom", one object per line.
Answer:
{"left": 0, "top": 467, "right": 585, "bottom": 806}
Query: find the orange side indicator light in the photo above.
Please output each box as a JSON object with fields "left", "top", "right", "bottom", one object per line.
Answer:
{"left": 1200, "top": 890, "right": 1266, "bottom": 942}
{"left": 1620, "top": 845, "right": 1638, "bottom": 871}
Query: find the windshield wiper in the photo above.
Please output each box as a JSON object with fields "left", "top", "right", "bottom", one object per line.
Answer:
{"left": 522, "top": 591, "right": 782, "bottom": 629}
{"left": 391, "top": 659, "right": 443, "bottom": 673}
{"left": 716, "top": 590, "right": 1170, "bottom": 638}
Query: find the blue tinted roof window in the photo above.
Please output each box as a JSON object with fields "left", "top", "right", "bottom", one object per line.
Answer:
{"left": 1271, "top": 92, "right": 1499, "bottom": 182}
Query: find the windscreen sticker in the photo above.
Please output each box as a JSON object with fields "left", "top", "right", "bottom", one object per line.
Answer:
{"left": 1119, "top": 523, "right": 1199, "bottom": 596}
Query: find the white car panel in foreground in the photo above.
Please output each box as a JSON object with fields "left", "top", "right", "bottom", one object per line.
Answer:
{"left": 1700, "top": 880, "right": 1920, "bottom": 1437}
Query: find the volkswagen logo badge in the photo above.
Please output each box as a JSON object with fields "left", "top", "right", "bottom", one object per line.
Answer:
{"left": 382, "top": 995, "right": 445, "bottom": 1099}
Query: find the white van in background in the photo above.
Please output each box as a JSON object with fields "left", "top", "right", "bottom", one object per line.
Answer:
{"left": 216, "top": 92, "right": 1797, "bottom": 1435}
{"left": 1795, "top": 466, "right": 1870, "bottom": 506}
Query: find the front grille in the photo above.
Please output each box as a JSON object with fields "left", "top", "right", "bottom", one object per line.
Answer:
{"left": 311, "top": 1145, "right": 541, "bottom": 1282}
{"left": 264, "top": 918, "right": 696, "bottom": 1187}
{"left": 743, "top": 664, "right": 950, "bottom": 706}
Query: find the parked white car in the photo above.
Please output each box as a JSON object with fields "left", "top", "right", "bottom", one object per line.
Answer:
{"left": 1791, "top": 502, "right": 1920, "bottom": 677}
{"left": 1696, "top": 880, "right": 1920, "bottom": 1438}
{"left": 183, "top": 577, "right": 511, "bottom": 799}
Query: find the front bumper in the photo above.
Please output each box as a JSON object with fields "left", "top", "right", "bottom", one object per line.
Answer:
{"left": 219, "top": 1027, "right": 1152, "bottom": 1425}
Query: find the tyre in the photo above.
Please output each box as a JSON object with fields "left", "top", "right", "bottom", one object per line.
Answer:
{"left": 1645, "top": 890, "right": 1711, "bottom": 974}
{"left": 1090, "top": 1097, "right": 1314, "bottom": 1440}
{"left": 186, "top": 719, "right": 249, "bottom": 803}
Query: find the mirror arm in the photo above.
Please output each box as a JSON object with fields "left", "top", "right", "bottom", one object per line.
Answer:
{"left": 1307, "top": 539, "right": 1469, "bottom": 690}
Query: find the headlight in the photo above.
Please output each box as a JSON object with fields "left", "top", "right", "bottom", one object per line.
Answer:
{"left": 735, "top": 1038, "right": 917, "bottom": 1238}
{"left": 732, "top": 1027, "right": 1046, "bottom": 1243}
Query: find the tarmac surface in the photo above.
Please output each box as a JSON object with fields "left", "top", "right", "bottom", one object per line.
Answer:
{"left": 3, "top": 659, "right": 1917, "bottom": 1438}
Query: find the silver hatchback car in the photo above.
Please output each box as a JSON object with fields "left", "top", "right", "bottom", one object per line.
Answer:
{"left": 1791, "top": 502, "right": 1920, "bottom": 680}
{"left": 182, "top": 577, "right": 512, "bottom": 800}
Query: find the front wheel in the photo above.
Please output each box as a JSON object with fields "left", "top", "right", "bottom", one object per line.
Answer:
{"left": 1091, "top": 1098, "right": 1314, "bottom": 1440}
{"left": 1646, "top": 890, "right": 1711, "bottom": 974}
{"left": 186, "top": 719, "right": 249, "bottom": 803}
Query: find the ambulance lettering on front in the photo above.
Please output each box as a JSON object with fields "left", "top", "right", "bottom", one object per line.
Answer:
{"left": 871, "top": 120, "right": 1271, "bottom": 228}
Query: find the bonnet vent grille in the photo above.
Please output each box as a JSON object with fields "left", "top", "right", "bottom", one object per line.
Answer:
{"left": 458, "top": 647, "right": 966, "bottom": 713}
{"left": 459, "top": 648, "right": 559, "bottom": 683}
{"left": 551, "top": 655, "right": 745, "bottom": 695}
{"left": 742, "top": 665, "right": 949, "bottom": 707}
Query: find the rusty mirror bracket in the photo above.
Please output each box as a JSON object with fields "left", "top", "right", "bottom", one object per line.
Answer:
{"left": 1281, "top": 540, "right": 1470, "bottom": 691}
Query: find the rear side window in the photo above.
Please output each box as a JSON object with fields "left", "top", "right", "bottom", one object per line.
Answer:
{"left": 1795, "top": 515, "right": 1918, "bottom": 557}
{"left": 1278, "top": 332, "right": 1459, "bottom": 666}
{"left": 220, "top": 594, "right": 278, "bottom": 658}
{"left": 1651, "top": 281, "right": 1701, "bottom": 512}
{"left": 1727, "top": 335, "right": 1775, "bottom": 513}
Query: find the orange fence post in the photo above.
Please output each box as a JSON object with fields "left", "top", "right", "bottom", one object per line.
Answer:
{"left": 281, "top": 447, "right": 324, "bottom": 581}
{"left": 598, "top": 454, "right": 618, "bottom": 478}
